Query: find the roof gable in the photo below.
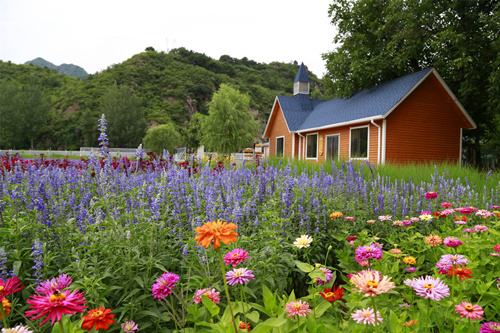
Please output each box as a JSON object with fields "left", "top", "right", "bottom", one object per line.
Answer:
{"left": 265, "top": 67, "right": 475, "bottom": 137}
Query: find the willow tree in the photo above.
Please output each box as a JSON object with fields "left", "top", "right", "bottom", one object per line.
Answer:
{"left": 201, "top": 84, "right": 258, "bottom": 153}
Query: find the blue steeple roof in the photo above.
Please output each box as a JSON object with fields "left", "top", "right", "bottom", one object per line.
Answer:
{"left": 294, "top": 63, "right": 309, "bottom": 83}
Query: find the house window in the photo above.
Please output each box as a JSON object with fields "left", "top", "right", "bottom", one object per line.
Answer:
{"left": 276, "top": 137, "right": 284, "bottom": 157}
{"left": 306, "top": 134, "right": 318, "bottom": 159}
{"left": 350, "top": 127, "right": 368, "bottom": 159}
{"left": 326, "top": 135, "right": 339, "bottom": 161}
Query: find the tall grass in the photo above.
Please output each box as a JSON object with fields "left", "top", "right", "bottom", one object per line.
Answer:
{"left": 266, "top": 157, "right": 500, "bottom": 192}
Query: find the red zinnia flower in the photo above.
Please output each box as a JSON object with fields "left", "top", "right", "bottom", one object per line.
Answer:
{"left": 0, "top": 276, "right": 23, "bottom": 298}
{"left": 346, "top": 235, "right": 357, "bottom": 242}
{"left": 239, "top": 321, "right": 251, "bottom": 331}
{"left": 425, "top": 192, "right": 438, "bottom": 200}
{"left": 26, "top": 289, "right": 87, "bottom": 326}
{"left": 81, "top": 306, "right": 115, "bottom": 331}
{"left": 446, "top": 267, "right": 473, "bottom": 280}
{"left": 320, "top": 286, "right": 344, "bottom": 303}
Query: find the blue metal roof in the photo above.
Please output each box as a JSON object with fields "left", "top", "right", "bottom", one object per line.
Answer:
{"left": 294, "top": 63, "right": 309, "bottom": 82}
{"left": 279, "top": 68, "right": 432, "bottom": 132}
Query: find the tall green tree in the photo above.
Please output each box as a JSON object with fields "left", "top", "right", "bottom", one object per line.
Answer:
{"left": 201, "top": 84, "right": 258, "bottom": 153}
{"left": 184, "top": 112, "right": 206, "bottom": 149}
{"left": 0, "top": 80, "right": 49, "bottom": 149}
{"left": 323, "top": 0, "right": 499, "bottom": 166}
{"left": 143, "top": 123, "right": 182, "bottom": 153}
{"left": 99, "top": 85, "right": 146, "bottom": 148}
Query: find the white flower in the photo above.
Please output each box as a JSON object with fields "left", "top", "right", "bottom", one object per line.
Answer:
{"left": 2, "top": 325, "right": 34, "bottom": 333}
{"left": 419, "top": 214, "right": 433, "bottom": 222}
{"left": 293, "top": 235, "right": 313, "bottom": 249}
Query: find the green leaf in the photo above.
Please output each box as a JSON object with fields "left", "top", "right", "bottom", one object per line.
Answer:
{"left": 246, "top": 310, "right": 260, "bottom": 323}
{"left": 295, "top": 260, "right": 314, "bottom": 273}
{"left": 262, "top": 285, "right": 277, "bottom": 315}
{"left": 314, "top": 300, "right": 331, "bottom": 318}
{"left": 201, "top": 295, "right": 220, "bottom": 317}
{"left": 12, "top": 261, "right": 21, "bottom": 276}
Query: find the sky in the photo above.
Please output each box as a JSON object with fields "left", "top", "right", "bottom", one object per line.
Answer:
{"left": 0, "top": 0, "right": 336, "bottom": 77}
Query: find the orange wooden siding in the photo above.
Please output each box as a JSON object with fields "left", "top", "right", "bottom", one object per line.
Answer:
{"left": 300, "top": 121, "right": 380, "bottom": 164}
{"left": 267, "top": 102, "right": 293, "bottom": 157}
{"left": 385, "top": 73, "right": 471, "bottom": 164}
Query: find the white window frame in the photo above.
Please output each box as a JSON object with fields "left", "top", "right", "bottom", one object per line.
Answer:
{"left": 325, "top": 133, "right": 340, "bottom": 161}
{"left": 305, "top": 132, "right": 319, "bottom": 160}
{"left": 349, "top": 125, "right": 370, "bottom": 160}
{"left": 275, "top": 136, "right": 285, "bottom": 157}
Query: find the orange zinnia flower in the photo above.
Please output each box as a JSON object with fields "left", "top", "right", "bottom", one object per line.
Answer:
{"left": 446, "top": 266, "right": 473, "bottom": 280}
{"left": 81, "top": 306, "right": 115, "bottom": 331}
{"left": 195, "top": 220, "right": 238, "bottom": 250}
{"left": 0, "top": 298, "right": 11, "bottom": 319}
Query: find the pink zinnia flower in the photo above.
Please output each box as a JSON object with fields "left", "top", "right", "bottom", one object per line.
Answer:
{"left": 443, "top": 237, "right": 463, "bottom": 248}
{"left": 121, "top": 320, "right": 139, "bottom": 333}
{"left": 223, "top": 249, "right": 249, "bottom": 267}
{"left": 225, "top": 268, "right": 255, "bottom": 286}
{"left": 405, "top": 266, "right": 416, "bottom": 273}
{"left": 344, "top": 216, "right": 355, "bottom": 222}
{"left": 404, "top": 276, "right": 449, "bottom": 301}
{"left": 436, "top": 254, "right": 469, "bottom": 274}
{"left": 355, "top": 243, "right": 383, "bottom": 265}
{"left": 439, "top": 209, "right": 455, "bottom": 216}
{"left": 151, "top": 272, "right": 180, "bottom": 300}
{"left": 456, "top": 207, "right": 476, "bottom": 215}
{"left": 25, "top": 289, "right": 86, "bottom": 326}
{"left": 378, "top": 215, "right": 392, "bottom": 222}
{"left": 475, "top": 210, "right": 494, "bottom": 218}
{"left": 193, "top": 288, "right": 221, "bottom": 304}
{"left": 425, "top": 192, "right": 438, "bottom": 200}
{"left": 0, "top": 276, "right": 23, "bottom": 299}
{"left": 474, "top": 225, "right": 488, "bottom": 232}
{"left": 493, "top": 244, "right": 500, "bottom": 253}
{"left": 285, "top": 300, "right": 311, "bottom": 318}
{"left": 441, "top": 202, "right": 453, "bottom": 209}
{"left": 350, "top": 270, "right": 395, "bottom": 297}
{"left": 455, "top": 302, "right": 483, "bottom": 320}
{"left": 480, "top": 322, "right": 500, "bottom": 333}
{"left": 315, "top": 267, "right": 333, "bottom": 285}
{"left": 351, "top": 308, "right": 383, "bottom": 325}
{"left": 35, "top": 274, "right": 72, "bottom": 295}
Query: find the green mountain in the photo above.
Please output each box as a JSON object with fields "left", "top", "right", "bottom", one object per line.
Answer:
{"left": 1, "top": 48, "right": 326, "bottom": 149}
{"left": 25, "top": 57, "right": 88, "bottom": 79}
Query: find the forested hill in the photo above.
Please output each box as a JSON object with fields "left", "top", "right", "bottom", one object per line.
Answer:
{"left": 0, "top": 48, "right": 325, "bottom": 150}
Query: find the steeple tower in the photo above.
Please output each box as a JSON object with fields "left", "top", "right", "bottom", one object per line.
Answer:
{"left": 293, "top": 63, "right": 310, "bottom": 95}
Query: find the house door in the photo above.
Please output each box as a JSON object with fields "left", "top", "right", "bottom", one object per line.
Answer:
{"left": 326, "top": 135, "right": 339, "bottom": 160}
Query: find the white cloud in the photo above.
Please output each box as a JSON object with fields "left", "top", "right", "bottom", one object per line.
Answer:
{"left": 0, "top": 0, "right": 336, "bottom": 76}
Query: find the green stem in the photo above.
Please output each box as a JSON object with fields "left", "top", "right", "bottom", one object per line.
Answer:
{"left": 324, "top": 245, "right": 332, "bottom": 266}
{"left": 0, "top": 304, "right": 8, "bottom": 329}
{"left": 370, "top": 297, "right": 379, "bottom": 325}
{"left": 58, "top": 318, "right": 65, "bottom": 333}
{"left": 218, "top": 250, "right": 238, "bottom": 333}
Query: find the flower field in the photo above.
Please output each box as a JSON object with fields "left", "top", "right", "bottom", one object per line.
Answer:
{"left": 0, "top": 153, "right": 499, "bottom": 332}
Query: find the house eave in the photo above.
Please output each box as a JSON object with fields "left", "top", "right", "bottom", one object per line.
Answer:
{"left": 296, "top": 116, "right": 384, "bottom": 133}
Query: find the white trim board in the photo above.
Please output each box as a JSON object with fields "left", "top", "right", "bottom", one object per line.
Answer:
{"left": 262, "top": 97, "right": 291, "bottom": 139}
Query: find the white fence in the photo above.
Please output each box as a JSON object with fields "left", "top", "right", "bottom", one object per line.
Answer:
{"left": 0, "top": 148, "right": 137, "bottom": 158}
{"left": 1, "top": 148, "right": 262, "bottom": 164}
